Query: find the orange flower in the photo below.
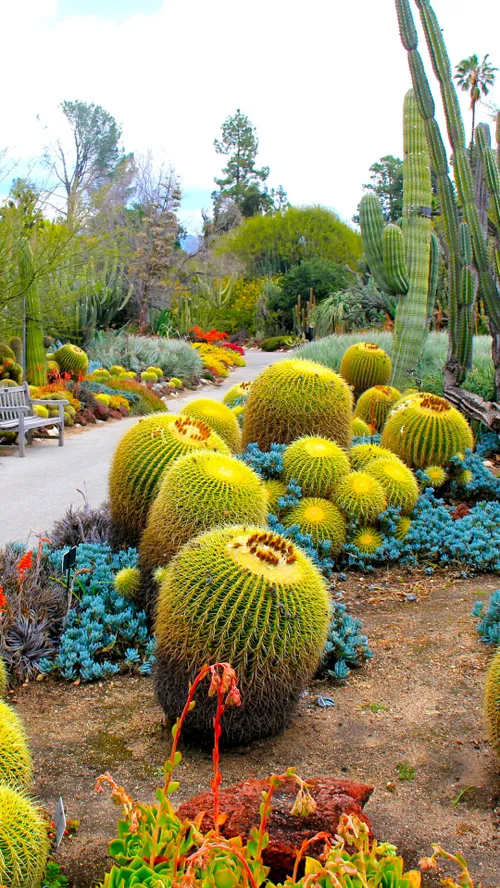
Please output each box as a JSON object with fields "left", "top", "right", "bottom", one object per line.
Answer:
{"left": 16, "top": 550, "right": 33, "bottom": 576}
{"left": 0, "top": 585, "right": 6, "bottom": 610}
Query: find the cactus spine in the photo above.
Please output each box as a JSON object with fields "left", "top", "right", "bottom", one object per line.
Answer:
{"left": 18, "top": 239, "right": 47, "bottom": 385}
{"left": 360, "top": 90, "right": 436, "bottom": 389}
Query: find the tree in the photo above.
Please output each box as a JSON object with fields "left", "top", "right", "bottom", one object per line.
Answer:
{"left": 454, "top": 54, "right": 497, "bottom": 145}
{"left": 271, "top": 259, "right": 354, "bottom": 331}
{"left": 212, "top": 109, "right": 286, "bottom": 222}
{"left": 44, "top": 100, "right": 131, "bottom": 224}
{"left": 217, "top": 205, "right": 362, "bottom": 277}
{"left": 357, "top": 156, "right": 404, "bottom": 224}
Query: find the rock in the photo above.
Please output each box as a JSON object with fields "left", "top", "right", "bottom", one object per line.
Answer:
{"left": 94, "top": 403, "right": 110, "bottom": 421}
{"left": 176, "top": 777, "right": 373, "bottom": 880}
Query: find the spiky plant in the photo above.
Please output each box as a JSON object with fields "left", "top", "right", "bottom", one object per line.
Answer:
{"left": 282, "top": 436, "right": 350, "bottom": 499}
{"left": 339, "top": 342, "right": 392, "bottom": 395}
{"left": 139, "top": 452, "right": 267, "bottom": 577}
{"left": 53, "top": 343, "right": 88, "bottom": 379}
{"left": 0, "top": 785, "right": 50, "bottom": 888}
{"left": 332, "top": 472, "right": 387, "bottom": 522}
{"left": 262, "top": 479, "right": 288, "bottom": 515}
{"left": 485, "top": 645, "right": 500, "bottom": 755}
{"left": 109, "top": 414, "right": 229, "bottom": 545}
{"left": 18, "top": 239, "right": 47, "bottom": 386}
{"left": 242, "top": 358, "right": 353, "bottom": 451}
{"left": 381, "top": 393, "right": 474, "bottom": 468}
{"left": 181, "top": 399, "right": 242, "bottom": 453}
{"left": 0, "top": 343, "right": 15, "bottom": 362}
{"left": 421, "top": 465, "right": 449, "bottom": 489}
{"left": 109, "top": 365, "right": 128, "bottom": 376}
{"left": 222, "top": 381, "right": 252, "bottom": 408}
{"left": 283, "top": 498, "right": 347, "bottom": 551}
{"left": 114, "top": 567, "right": 141, "bottom": 599}
{"left": 395, "top": 517, "right": 412, "bottom": 540}
{"left": 0, "top": 657, "right": 8, "bottom": 697}
{"left": 354, "top": 385, "right": 402, "bottom": 432}
{"left": 154, "top": 525, "right": 330, "bottom": 745}
{"left": 351, "top": 526, "right": 383, "bottom": 554}
{"left": 350, "top": 442, "right": 399, "bottom": 471}
{"left": 141, "top": 370, "right": 158, "bottom": 383}
{"left": 365, "top": 458, "right": 419, "bottom": 515}
{"left": 351, "top": 417, "right": 372, "bottom": 437}
{"left": 0, "top": 701, "right": 33, "bottom": 790}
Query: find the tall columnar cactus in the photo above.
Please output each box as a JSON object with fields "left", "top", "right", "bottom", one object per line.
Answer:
{"left": 395, "top": 0, "right": 500, "bottom": 427}
{"left": 18, "top": 238, "right": 47, "bottom": 386}
{"left": 360, "top": 90, "right": 437, "bottom": 389}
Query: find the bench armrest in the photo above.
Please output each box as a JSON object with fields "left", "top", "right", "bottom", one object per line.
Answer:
{"left": 31, "top": 398, "right": 69, "bottom": 406}
{"left": 0, "top": 405, "right": 29, "bottom": 413}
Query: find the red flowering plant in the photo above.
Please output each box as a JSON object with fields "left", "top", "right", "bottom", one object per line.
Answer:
{"left": 189, "top": 326, "right": 229, "bottom": 344}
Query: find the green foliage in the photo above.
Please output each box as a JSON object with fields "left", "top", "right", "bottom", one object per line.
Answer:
{"left": 365, "top": 458, "right": 419, "bottom": 515}
{"left": 332, "top": 472, "right": 387, "bottom": 522}
{"left": 217, "top": 205, "right": 362, "bottom": 278}
{"left": 154, "top": 525, "right": 330, "bottom": 744}
{"left": 381, "top": 392, "right": 474, "bottom": 468}
{"left": 283, "top": 497, "right": 347, "bottom": 551}
{"left": 260, "top": 335, "right": 297, "bottom": 351}
{"left": 485, "top": 645, "right": 500, "bottom": 754}
{"left": 109, "top": 414, "right": 229, "bottom": 545}
{"left": 0, "top": 784, "right": 50, "bottom": 888}
{"left": 282, "top": 436, "right": 350, "bottom": 498}
{"left": 340, "top": 342, "right": 392, "bottom": 396}
{"left": 18, "top": 238, "right": 47, "bottom": 385}
{"left": 206, "top": 277, "right": 264, "bottom": 334}
{"left": 139, "top": 451, "right": 267, "bottom": 576}
{"left": 354, "top": 385, "right": 402, "bottom": 431}
{"left": 0, "top": 701, "right": 33, "bottom": 790}
{"left": 88, "top": 331, "right": 202, "bottom": 380}
{"left": 212, "top": 109, "right": 276, "bottom": 218}
{"left": 53, "top": 343, "right": 89, "bottom": 378}
{"left": 275, "top": 259, "right": 354, "bottom": 331}
{"left": 361, "top": 155, "right": 404, "bottom": 223}
{"left": 242, "top": 358, "right": 353, "bottom": 451}
{"left": 308, "top": 276, "right": 396, "bottom": 336}
{"left": 180, "top": 398, "right": 242, "bottom": 453}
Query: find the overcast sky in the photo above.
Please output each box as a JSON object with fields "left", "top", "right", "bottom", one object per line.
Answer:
{"left": 1, "top": 0, "right": 499, "bottom": 232}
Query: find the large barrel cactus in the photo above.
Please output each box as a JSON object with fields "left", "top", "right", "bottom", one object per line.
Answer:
{"left": 0, "top": 701, "right": 33, "bottom": 790}
{"left": 339, "top": 342, "right": 392, "bottom": 396}
{"left": 181, "top": 398, "right": 242, "bottom": 453}
{"left": 53, "top": 343, "right": 89, "bottom": 379}
{"left": 381, "top": 392, "right": 473, "bottom": 468}
{"left": 139, "top": 451, "right": 267, "bottom": 576}
{"left": 282, "top": 436, "right": 350, "bottom": 499}
{"left": 154, "top": 525, "right": 330, "bottom": 745}
{"left": 485, "top": 646, "right": 500, "bottom": 755}
{"left": 242, "top": 359, "right": 353, "bottom": 451}
{"left": 354, "top": 385, "right": 402, "bottom": 432}
{"left": 0, "top": 785, "right": 50, "bottom": 888}
{"left": 109, "top": 414, "right": 229, "bottom": 544}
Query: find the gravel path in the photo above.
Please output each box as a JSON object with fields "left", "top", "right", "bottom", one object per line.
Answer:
{"left": 0, "top": 350, "right": 284, "bottom": 546}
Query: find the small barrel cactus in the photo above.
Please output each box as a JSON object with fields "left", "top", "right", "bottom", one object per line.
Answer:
{"left": 0, "top": 784, "right": 50, "bottom": 888}
{"left": 350, "top": 442, "right": 398, "bottom": 471}
{"left": 181, "top": 398, "right": 242, "bottom": 453}
{"left": 154, "top": 525, "right": 330, "bottom": 745}
{"left": 0, "top": 701, "right": 33, "bottom": 790}
{"left": 109, "top": 414, "right": 229, "bottom": 545}
{"left": 223, "top": 381, "right": 252, "bottom": 408}
{"left": 53, "top": 343, "right": 89, "bottom": 378}
{"left": 283, "top": 497, "right": 347, "bottom": 551}
{"left": 339, "top": 342, "right": 392, "bottom": 395}
{"left": 332, "top": 471, "right": 387, "bottom": 522}
{"left": 242, "top": 358, "right": 353, "bottom": 451}
{"left": 421, "top": 466, "right": 449, "bottom": 489}
{"left": 351, "top": 417, "right": 372, "bottom": 437}
{"left": 354, "top": 385, "right": 402, "bottom": 432}
{"left": 381, "top": 393, "right": 474, "bottom": 468}
{"left": 114, "top": 567, "right": 141, "bottom": 599}
{"left": 351, "top": 526, "right": 383, "bottom": 554}
{"left": 365, "top": 458, "right": 419, "bottom": 515}
{"left": 282, "top": 436, "right": 350, "bottom": 499}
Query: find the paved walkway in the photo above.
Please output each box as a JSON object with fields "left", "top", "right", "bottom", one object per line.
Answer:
{"left": 0, "top": 350, "right": 284, "bottom": 545}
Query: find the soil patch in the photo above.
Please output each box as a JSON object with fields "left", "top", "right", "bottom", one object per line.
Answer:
{"left": 13, "top": 567, "right": 500, "bottom": 887}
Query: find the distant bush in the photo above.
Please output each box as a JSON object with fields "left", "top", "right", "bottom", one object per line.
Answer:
{"left": 88, "top": 332, "right": 202, "bottom": 381}
{"left": 260, "top": 335, "right": 298, "bottom": 352}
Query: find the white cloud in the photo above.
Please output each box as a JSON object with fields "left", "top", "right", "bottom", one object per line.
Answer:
{"left": 1, "top": 0, "right": 499, "bottom": 230}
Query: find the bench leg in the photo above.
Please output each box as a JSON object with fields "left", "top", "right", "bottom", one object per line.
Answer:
{"left": 27, "top": 429, "right": 34, "bottom": 446}
{"left": 59, "top": 418, "right": 64, "bottom": 447}
{"left": 18, "top": 414, "right": 25, "bottom": 457}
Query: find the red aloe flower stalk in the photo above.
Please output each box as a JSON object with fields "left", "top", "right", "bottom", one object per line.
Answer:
{"left": 292, "top": 832, "right": 332, "bottom": 882}
{"left": 185, "top": 839, "right": 259, "bottom": 888}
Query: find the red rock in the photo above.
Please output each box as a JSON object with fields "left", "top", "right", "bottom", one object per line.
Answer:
{"left": 176, "top": 777, "right": 373, "bottom": 880}
{"left": 452, "top": 503, "right": 471, "bottom": 521}
{"left": 109, "top": 409, "right": 123, "bottom": 420}
{"left": 94, "top": 403, "right": 110, "bottom": 421}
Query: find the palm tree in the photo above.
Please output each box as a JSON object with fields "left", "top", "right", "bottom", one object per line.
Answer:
{"left": 454, "top": 54, "right": 497, "bottom": 145}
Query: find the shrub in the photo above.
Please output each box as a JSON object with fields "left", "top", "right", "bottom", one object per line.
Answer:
{"left": 154, "top": 525, "right": 330, "bottom": 745}
{"left": 139, "top": 452, "right": 267, "bottom": 580}
{"left": 260, "top": 335, "right": 297, "bottom": 351}
{"left": 364, "top": 458, "right": 419, "bottom": 515}
{"left": 49, "top": 502, "right": 111, "bottom": 548}
{"left": 332, "top": 472, "right": 387, "bottom": 522}
{"left": 283, "top": 498, "right": 346, "bottom": 551}
{"left": 180, "top": 398, "right": 242, "bottom": 453}
{"left": 104, "top": 378, "right": 168, "bottom": 414}
{"left": 354, "top": 385, "right": 401, "bottom": 431}
{"left": 53, "top": 343, "right": 89, "bottom": 378}
{"left": 109, "top": 415, "right": 229, "bottom": 545}
{"left": 0, "top": 700, "right": 33, "bottom": 790}
{"left": 88, "top": 332, "right": 203, "bottom": 381}
{"left": 339, "top": 342, "right": 392, "bottom": 395}
{"left": 485, "top": 646, "right": 500, "bottom": 755}
{"left": 282, "top": 436, "right": 350, "bottom": 498}
{"left": 0, "top": 785, "right": 50, "bottom": 888}
{"left": 381, "top": 393, "right": 474, "bottom": 468}
{"left": 242, "top": 358, "right": 353, "bottom": 451}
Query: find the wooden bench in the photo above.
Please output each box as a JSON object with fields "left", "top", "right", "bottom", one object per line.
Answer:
{"left": 0, "top": 382, "right": 68, "bottom": 457}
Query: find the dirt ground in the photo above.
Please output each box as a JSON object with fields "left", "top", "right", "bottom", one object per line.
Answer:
{"left": 12, "top": 567, "right": 500, "bottom": 887}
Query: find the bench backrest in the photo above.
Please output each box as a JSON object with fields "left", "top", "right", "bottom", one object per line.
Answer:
{"left": 0, "top": 382, "right": 32, "bottom": 421}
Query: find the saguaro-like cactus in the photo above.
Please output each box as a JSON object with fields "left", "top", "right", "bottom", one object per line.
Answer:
{"left": 18, "top": 238, "right": 47, "bottom": 386}
{"left": 360, "top": 90, "right": 437, "bottom": 389}
{"left": 395, "top": 0, "right": 500, "bottom": 429}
